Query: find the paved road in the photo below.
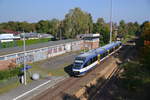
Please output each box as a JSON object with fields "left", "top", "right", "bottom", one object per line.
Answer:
{"left": 0, "top": 39, "right": 76, "bottom": 56}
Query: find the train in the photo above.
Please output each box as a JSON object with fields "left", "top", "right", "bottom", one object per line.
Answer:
{"left": 72, "top": 41, "right": 122, "bottom": 76}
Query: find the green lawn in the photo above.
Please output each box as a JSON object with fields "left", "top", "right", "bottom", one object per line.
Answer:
{"left": 28, "top": 61, "right": 70, "bottom": 77}
{"left": 0, "top": 81, "right": 20, "bottom": 94}
{"left": 0, "top": 72, "right": 33, "bottom": 94}
{"left": 0, "top": 38, "right": 51, "bottom": 48}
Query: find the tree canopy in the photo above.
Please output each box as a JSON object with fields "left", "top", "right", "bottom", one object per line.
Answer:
{"left": 0, "top": 7, "right": 144, "bottom": 45}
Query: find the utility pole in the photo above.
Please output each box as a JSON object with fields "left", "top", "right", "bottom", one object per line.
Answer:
{"left": 23, "top": 30, "right": 27, "bottom": 85}
{"left": 109, "top": 0, "right": 113, "bottom": 43}
{"left": 59, "top": 22, "right": 62, "bottom": 40}
{"left": 60, "top": 28, "right": 62, "bottom": 40}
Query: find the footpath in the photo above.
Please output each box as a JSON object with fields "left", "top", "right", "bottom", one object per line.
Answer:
{"left": 0, "top": 76, "right": 68, "bottom": 100}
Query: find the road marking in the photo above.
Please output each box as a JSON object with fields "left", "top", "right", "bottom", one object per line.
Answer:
{"left": 13, "top": 80, "right": 51, "bottom": 100}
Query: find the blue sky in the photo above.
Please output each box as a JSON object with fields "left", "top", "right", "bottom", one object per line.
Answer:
{"left": 0, "top": 0, "right": 149, "bottom": 23}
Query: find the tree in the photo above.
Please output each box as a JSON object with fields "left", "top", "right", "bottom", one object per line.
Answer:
{"left": 118, "top": 20, "right": 127, "bottom": 35}
{"left": 36, "top": 20, "right": 50, "bottom": 33}
{"left": 92, "top": 18, "right": 110, "bottom": 45}
{"left": 141, "top": 21, "right": 150, "bottom": 41}
{"left": 48, "top": 19, "right": 60, "bottom": 37}
{"left": 93, "top": 18, "right": 105, "bottom": 33}
{"left": 126, "top": 22, "right": 140, "bottom": 36}
{"left": 63, "top": 8, "right": 93, "bottom": 38}
{"left": 139, "top": 21, "right": 150, "bottom": 71}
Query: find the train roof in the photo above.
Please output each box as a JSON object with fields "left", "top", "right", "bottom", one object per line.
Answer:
{"left": 77, "top": 50, "right": 96, "bottom": 58}
{"left": 76, "top": 41, "right": 121, "bottom": 59}
{"left": 101, "top": 42, "right": 115, "bottom": 50}
{"left": 95, "top": 48, "right": 106, "bottom": 54}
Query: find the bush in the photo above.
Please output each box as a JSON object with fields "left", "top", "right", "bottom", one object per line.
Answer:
{"left": 0, "top": 67, "right": 22, "bottom": 80}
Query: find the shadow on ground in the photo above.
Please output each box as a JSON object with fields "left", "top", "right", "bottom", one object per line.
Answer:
{"left": 64, "top": 64, "right": 74, "bottom": 77}
{"left": 62, "top": 93, "right": 80, "bottom": 100}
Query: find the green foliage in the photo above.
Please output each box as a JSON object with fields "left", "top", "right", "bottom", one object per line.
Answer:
{"left": 0, "top": 67, "right": 22, "bottom": 80}
{"left": 0, "top": 7, "right": 142, "bottom": 42}
{"left": 141, "top": 21, "right": 150, "bottom": 41}
{"left": 118, "top": 20, "right": 140, "bottom": 38}
{"left": 93, "top": 18, "right": 110, "bottom": 45}
{"left": 36, "top": 20, "right": 50, "bottom": 33}
{"left": 139, "top": 21, "right": 150, "bottom": 70}
{"left": 63, "top": 8, "right": 93, "bottom": 38}
{"left": 118, "top": 21, "right": 150, "bottom": 99}
{"left": 48, "top": 19, "right": 60, "bottom": 37}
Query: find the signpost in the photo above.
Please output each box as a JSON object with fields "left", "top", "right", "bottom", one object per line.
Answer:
{"left": 23, "top": 32, "right": 27, "bottom": 85}
{"left": 20, "top": 65, "right": 32, "bottom": 84}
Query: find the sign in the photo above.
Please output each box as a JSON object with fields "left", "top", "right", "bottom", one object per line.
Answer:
{"left": 20, "top": 65, "right": 32, "bottom": 71}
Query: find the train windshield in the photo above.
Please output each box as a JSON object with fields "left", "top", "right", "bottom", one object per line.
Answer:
{"left": 74, "top": 57, "right": 86, "bottom": 69}
{"left": 74, "top": 62, "right": 83, "bottom": 69}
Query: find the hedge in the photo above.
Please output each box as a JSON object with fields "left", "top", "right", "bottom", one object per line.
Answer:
{"left": 0, "top": 67, "right": 22, "bottom": 80}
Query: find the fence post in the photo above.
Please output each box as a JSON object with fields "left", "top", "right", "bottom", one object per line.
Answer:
{"left": 14, "top": 40, "right": 17, "bottom": 47}
{"left": 0, "top": 41, "right": 2, "bottom": 48}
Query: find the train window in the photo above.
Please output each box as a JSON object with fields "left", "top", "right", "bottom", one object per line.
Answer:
{"left": 103, "top": 53, "right": 106, "bottom": 57}
{"left": 91, "top": 58, "right": 94, "bottom": 63}
{"left": 83, "top": 59, "right": 92, "bottom": 68}
{"left": 74, "top": 62, "right": 83, "bottom": 69}
{"left": 83, "top": 62, "right": 87, "bottom": 68}
{"left": 92, "top": 56, "right": 97, "bottom": 63}
{"left": 110, "top": 48, "right": 113, "bottom": 53}
{"left": 100, "top": 54, "right": 104, "bottom": 59}
{"left": 88, "top": 59, "right": 92, "bottom": 65}
{"left": 94, "top": 56, "right": 97, "bottom": 61}
{"left": 75, "top": 57, "right": 86, "bottom": 62}
{"left": 101, "top": 52, "right": 107, "bottom": 59}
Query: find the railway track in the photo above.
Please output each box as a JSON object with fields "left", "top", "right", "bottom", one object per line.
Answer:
{"left": 91, "top": 64, "right": 121, "bottom": 100}
{"left": 91, "top": 43, "right": 136, "bottom": 100}
{"left": 32, "top": 42, "right": 134, "bottom": 100}
{"left": 32, "top": 55, "right": 115, "bottom": 100}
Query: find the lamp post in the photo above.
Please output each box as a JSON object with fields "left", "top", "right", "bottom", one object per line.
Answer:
{"left": 23, "top": 31, "right": 27, "bottom": 85}
{"left": 109, "top": 0, "right": 113, "bottom": 43}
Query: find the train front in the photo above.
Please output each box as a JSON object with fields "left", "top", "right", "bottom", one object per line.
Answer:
{"left": 72, "top": 57, "right": 85, "bottom": 76}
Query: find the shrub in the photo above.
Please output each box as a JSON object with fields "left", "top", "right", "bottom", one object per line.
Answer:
{"left": 0, "top": 67, "right": 22, "bottom": 80}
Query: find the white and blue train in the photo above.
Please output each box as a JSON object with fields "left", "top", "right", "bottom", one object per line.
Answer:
{"left": 72, "top": 41, "right": 122, "bottom": 76}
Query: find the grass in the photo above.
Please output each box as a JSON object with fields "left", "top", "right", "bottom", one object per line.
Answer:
{"left": 0, "top": 50, "right": 79, "bottom": 94}
{"left": 0, "top": 76, "right": 33, "bottom": 94}
{"left": 0, "top": 38, "right": 51, "bottom": 49}
{"left": 28, "top": 62, "right": 50, "bottom": 77}
{"left": 27, "top": 51, "right": 80, "bottom": 77}
{"left": 28, "top": 61, "right": 70, "bottom": 77}
{"left": 47, "top": 67, "right": 67, "bottom": 76}
{"left": 0, "top": 72, "right": 33, "bottom": 94}
{"left": 0, "top": 66, "right": 33, "bottom": 94}
{"left": 0, "top": 81, "right": 20, "bottom": 94}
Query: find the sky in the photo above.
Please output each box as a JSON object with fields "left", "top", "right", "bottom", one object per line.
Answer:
{"left": 0, "top": 0, "right": 150, "bottom": 24}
